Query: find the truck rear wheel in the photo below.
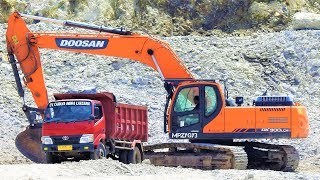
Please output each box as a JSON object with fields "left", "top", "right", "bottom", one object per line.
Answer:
{"left": 127, "top": 147, "right": 142, "bottom": 164}
{"left": 119, "top": 150, "right": 128, "bottom": 164}
{"left": 90, "top": 142, "right": 107, "bottom": 160}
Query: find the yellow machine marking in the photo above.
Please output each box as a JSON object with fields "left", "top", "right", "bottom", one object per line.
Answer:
{"left": 12, "top": 35, "right": 19, "bottom": 44}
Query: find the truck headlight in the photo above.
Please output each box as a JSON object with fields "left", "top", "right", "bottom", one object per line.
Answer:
{"left": 41, "top": 136, "right": 53, "bottom": 145}
{"left": 79, "top": 134, "right": 94, "bottom": 143}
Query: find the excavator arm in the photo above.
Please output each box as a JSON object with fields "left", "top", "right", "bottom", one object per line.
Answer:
{"left": 6, "top": 12, "right": 193, "bottom": 116}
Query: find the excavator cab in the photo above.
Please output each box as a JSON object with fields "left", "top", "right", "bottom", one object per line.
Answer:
{"left": 167, "top": 81, "right": 224, "bottom": 139}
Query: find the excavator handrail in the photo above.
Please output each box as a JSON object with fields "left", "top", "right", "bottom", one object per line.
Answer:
{"left": 19, "top": 13, "right": 132, "bottom": 35}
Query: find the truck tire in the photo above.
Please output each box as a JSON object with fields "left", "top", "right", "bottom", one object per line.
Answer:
{"left": 127, "top": 147, "right": 142, "bottom": 164}
{"left": 46, "top": 152, "right": 60, "bottom": 164}
{"left": 119, "top": 150, "right": 128, "bottom": 164}
{"left": 90, "top": 142, "right": 107, "bottom": 160}
{"left": 46, "top": 152, "right": 53, "bottom": 164}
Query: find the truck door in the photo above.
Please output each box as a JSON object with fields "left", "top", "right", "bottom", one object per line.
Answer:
{"left": 169, "top": 84, "right": 223, "bottom": 139}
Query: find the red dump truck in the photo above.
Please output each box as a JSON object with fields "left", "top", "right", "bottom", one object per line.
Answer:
{"left": 41, "top": 92, "right": 148, "bottom": 164}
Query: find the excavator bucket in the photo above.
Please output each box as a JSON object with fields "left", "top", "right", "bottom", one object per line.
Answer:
{"left": 15, "top": 126, "right": 46, "bottom": 163}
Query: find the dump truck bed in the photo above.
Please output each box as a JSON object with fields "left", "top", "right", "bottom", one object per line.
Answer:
{"left": 53, "top": 92, "right": 148, "bottom": 142}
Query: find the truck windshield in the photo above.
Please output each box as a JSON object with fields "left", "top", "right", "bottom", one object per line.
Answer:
{"left": 44, "top": 101, "right": 92, "bottom": 122}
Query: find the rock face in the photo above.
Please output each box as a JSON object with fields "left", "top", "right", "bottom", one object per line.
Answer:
{"left": 292, "top": 12, "right": 320, "bottom": 29}
{"left": 1, "top": 0, "right": 320, "bottom": 35}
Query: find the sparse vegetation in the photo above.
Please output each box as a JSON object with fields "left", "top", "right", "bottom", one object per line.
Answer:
{"left": 68, "top": 0, "right": 88, "bottom": 15}
{"left": 0, "top": 0, "right": 319, "bottom": 34}
{"left": 0, "top": 0, "right": 14, "bottom": 23}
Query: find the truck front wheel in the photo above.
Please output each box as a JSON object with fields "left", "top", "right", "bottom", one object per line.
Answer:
{"left": 45, "top": 152, "right": 61, "bottom": 164}
{"left": 90, "top": 142, "right": 107, "bottom": 160}
{"left": 127, "top": 147, "right": 142, "bottom": 164}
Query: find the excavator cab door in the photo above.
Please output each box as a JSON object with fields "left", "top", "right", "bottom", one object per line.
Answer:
{"left": 170, "top": 85, "right": 201, "bottom": 133}
{"left": 169, "top": 82, "right": 223, "bottom": 139}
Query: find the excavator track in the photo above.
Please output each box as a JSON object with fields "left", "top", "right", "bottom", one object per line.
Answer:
{"left": 144, "top": 143, "right": 248, "bottom": 170}
{"left": 281, "top": 145, "right": 299, "bottom": 171}
{"left": 242, "top": 142, "right": 299, "bottom": 172}
{"left": 144, "top": 142, "right": 299, "bottom": 171}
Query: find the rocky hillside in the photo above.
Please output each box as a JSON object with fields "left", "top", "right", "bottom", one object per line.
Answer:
{"left": 0, "top": 1, "right": 320, "bottom": 179}
{"left": 1, "top": 0, "right": 320, "bottom": 35}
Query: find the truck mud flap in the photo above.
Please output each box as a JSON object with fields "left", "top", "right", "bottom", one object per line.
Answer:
{"left": 15, "top": 126, "right": 46, "bottom": 163}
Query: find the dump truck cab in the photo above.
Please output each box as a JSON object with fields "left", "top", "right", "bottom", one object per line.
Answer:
{"left": 42, "top": 99, "right": 104, "bottom": 152}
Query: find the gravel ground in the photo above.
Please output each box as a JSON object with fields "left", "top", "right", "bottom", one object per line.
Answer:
{"left": 0, "top": 22, "right": 320, "bottom": 179}
{"left": 1, "top": 159, "right": 320, "bottom": 180}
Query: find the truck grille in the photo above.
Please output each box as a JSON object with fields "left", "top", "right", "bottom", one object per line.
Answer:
{"left": 52, "top": 135, "right": 81, "bottom": 145}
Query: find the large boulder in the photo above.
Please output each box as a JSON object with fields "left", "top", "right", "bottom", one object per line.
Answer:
{"left": 292, "top": 12, "right": 320, "bottom": 30}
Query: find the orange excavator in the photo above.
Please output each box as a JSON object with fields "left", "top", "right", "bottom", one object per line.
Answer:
{"left": 6, "top": 12, "right": 309, "bottom": 171}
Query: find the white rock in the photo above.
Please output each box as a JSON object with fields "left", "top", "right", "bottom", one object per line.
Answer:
{"left": 292, "top": 12, "right": 320, "bottom": 30}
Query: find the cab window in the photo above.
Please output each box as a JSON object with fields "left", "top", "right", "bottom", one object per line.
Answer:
{"left": 94, "top": 104, "right": 103, "bottom": 119}
{"left": 174, "top": 87, "right": 199, "bottom": 112}
{"left": 173, "top": 87, "right": 199, "bottom": 127}
{"left": 176, "top": 114, "right": 199, "bottom": 127}
{"left": 205, "top": 86, "right": 218, "bottom": 116}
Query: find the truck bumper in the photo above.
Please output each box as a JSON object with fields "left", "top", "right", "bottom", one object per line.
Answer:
{"left": 42, "top": 143, "right": 94, "bottom": 152}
